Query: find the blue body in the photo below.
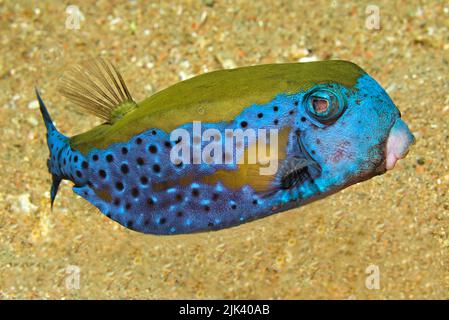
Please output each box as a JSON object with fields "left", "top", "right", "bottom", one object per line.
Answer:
{"left": 39, "top": 73, "right": 401, "bottom": 235}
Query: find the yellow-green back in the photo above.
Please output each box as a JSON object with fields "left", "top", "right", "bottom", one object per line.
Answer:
{"left": 70, "top": 60, "right": 365, "bottom": 154}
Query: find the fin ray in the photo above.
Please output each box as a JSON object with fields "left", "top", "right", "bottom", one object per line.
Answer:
{"left": 58, "top": 57, "right": 136, "bottom": 123}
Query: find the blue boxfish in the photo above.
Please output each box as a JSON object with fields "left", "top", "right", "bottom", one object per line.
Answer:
{"left": 37, "top": 59, "right": 414, "bottom": 235}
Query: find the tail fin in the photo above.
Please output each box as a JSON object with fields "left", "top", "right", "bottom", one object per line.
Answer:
{"left": 36, "top": 88, "right": 56, "bottom": 132}
{"left": 36, "top": 88, "right": 68, "bottom": 208}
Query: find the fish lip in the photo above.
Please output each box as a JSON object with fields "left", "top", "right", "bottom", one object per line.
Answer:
{"left": 384, "top": 117, "right": 415, "bottom": 171}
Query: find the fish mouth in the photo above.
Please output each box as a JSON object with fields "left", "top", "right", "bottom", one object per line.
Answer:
{"left": 384, "top": 118, "right": 415, "bottom": 170}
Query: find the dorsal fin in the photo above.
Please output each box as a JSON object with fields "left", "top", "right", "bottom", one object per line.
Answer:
{"left": 58, "top": 58, "right": 137, "bottom": 124}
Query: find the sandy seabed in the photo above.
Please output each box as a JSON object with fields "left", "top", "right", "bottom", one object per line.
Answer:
{"left": 0, "top": 0, "right": 448, "bottom": 299}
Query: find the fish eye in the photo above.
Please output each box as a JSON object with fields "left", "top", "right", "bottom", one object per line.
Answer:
{"left": 311, "top": 97, "right": 329, "bottom": 114}
{"left": 304, "top": 87, "right": 346, "bottom": 124}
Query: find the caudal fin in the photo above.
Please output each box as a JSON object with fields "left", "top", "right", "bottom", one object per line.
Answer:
{"left": 36, "top": 88, "right": 68, "bottom": 208}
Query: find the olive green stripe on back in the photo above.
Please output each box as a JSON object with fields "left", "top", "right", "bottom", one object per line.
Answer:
{"left": 70, "top": 60, "right": 365, "bottom": 154}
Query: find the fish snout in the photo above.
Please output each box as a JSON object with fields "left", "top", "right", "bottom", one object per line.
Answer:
{"left": 385, "top": 118, "right": 415, "bottom": 170}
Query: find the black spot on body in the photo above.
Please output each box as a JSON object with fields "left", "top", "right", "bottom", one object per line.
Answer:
{"left": 116, "top": 182, "right": 124, "bottom": 191}
{"left": 140, "top": 176, "right": 148, "bottom": 184}
{"left": 99, "top": 170, "right": 106, "bottom": 178}
{"left": 57, "top": 149, "right": 63, "bottom": 162}
{"left": 121, "top": 164, "right": 129, "bottom": 174}
{"left": 149, "top": 145, "right": 157, "bottom": 153}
